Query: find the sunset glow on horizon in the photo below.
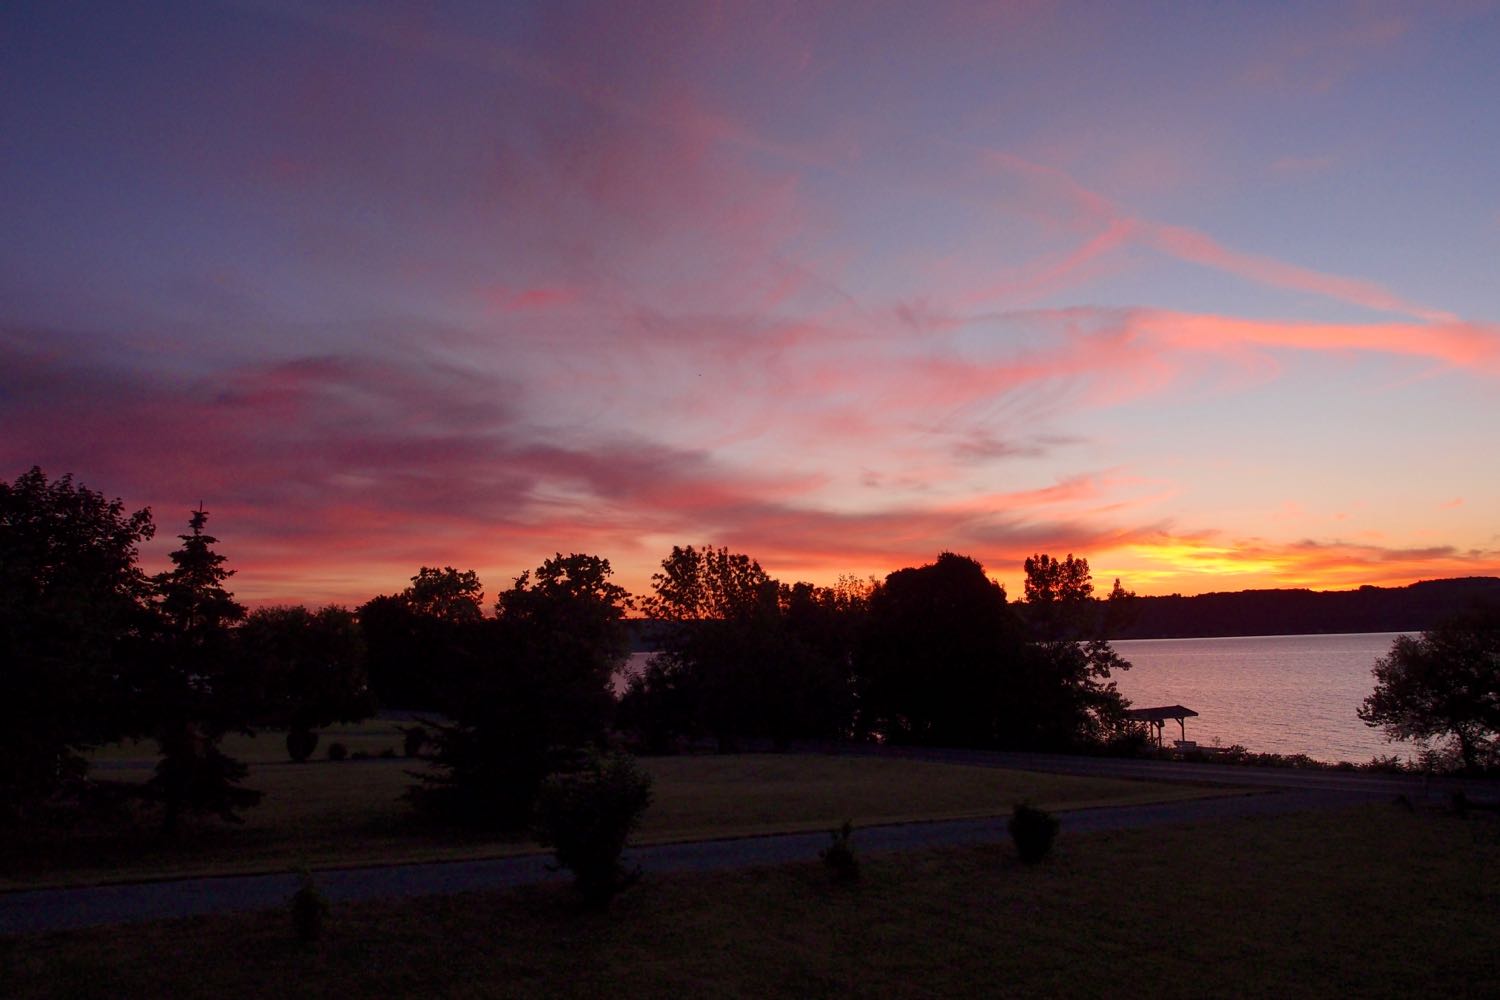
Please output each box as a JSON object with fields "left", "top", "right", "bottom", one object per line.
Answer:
{"left": 4, "top": 1, "right": 1498, "bottom": 607}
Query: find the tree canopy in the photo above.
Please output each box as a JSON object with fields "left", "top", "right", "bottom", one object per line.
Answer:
{"left": 1017, "top": 555, "right": 1134, "bottom": 749}
{"left": 627, "top": 546, "right": 857, "bottom": 751}
{"left": 856, "top": 552, "right": 1027, "bottom": 747}
{"left": 1359, "top": 608, "right": 1500, "bottom": 771}
{"left": 409, "top": 554, "right": 635, "bottom": 828}
{"left": 238, "top": 604, "right": 372, "bottom": 757}
{"left": 0, "top": 467, "right": 155, "bottom": 817}
{"left": 360, "top": 566, "right": 489, "bottom": 711}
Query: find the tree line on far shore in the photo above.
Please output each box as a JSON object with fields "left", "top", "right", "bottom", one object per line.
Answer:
{"left": 4, "top": 466, "right": 1497, "bottom": 834}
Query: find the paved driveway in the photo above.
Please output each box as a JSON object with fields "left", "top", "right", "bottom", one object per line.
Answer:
{"left": 1, "top": 782, "right": 1381, "bottom": 936}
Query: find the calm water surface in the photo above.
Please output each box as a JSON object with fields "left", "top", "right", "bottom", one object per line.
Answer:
{"left": 1111, "top": 633, "right": 1408, "bottom": 762}
{"left": 625, "top": 632, "right": 1411, "bottom": 763}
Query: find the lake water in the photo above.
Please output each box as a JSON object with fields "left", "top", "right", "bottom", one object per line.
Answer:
{"left": 623, "top": 632, "right": 1412, "bottom": 763}
{"left": 1111, "top": 632, "right": 1408, "bottom": 763}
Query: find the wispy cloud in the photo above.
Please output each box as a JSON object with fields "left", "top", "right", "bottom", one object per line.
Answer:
{"left": 973, "top": 150, "right": 1457, "bottom": 323}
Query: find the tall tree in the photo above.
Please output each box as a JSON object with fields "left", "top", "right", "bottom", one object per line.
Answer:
{"left": 238, "top": 605, "right": 372, "bottom": 761}
{"left": 1359, "top": 608, "right": 1500, "bottom": 772}
{"left": 0, "top": 468, "right": 155, "bottom": 819}
{"left": 408, "top": 554, "right": 633, "bottom": 828}
{"left": 637, "top": 545, "right": 786, "bottom": 751}
{"left": 1022, "top": 553, "right": 1096, "bottom": 642}
{"left": 1020, "top": 554, "right": 1134, "bottom": 749}
{"left": 404, "top": 566, "right": 484, "bottom": 622}
{"left": 856, "top": 553, "right": 1027, "bottom": 747}
{"left": 143, "top": 507, "right": 260, "bottom": 832}
{"left": 360, "top": 566, "right": 486, "bottom": 710}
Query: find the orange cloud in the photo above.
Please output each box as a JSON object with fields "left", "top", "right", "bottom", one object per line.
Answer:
{"left": 1097, "top": 532, "right": 1500, "bottom": 596}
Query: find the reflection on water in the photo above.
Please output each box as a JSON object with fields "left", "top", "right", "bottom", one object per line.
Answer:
{"left": 1112, "top": 633, "right": 1409, "bottom": 762}
{"left": 621, "top": 633, "right": 1412, "bottom": 763}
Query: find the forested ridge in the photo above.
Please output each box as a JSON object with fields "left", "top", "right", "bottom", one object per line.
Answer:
{"left": 626, "top": 578, "right": 1500, "bottom": 646}
{"left": 1107, "top": 578, "right": 1500, "bottom": 639}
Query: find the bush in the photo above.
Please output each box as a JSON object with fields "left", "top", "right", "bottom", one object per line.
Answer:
{"left": 535, "top": 750, "right": 653, "bottom": 905}
{"left": 286, "top": 728, "right": 319, "bottom": 763}
{"left": 400, "top": 725, "right": 428, "bottom": 758}
{"left": 326, "top": 742, "right": 348, "bottom": 761}
{"left": 1008, "top": 802, "right": 1059, "bottom": 864}
{"left": 289, "top": 868, "right": 328, "bottom": 943}
{"left": 380, "top": 747, "right": 398, "bottom": 759}
{"left": 820, "top": 819, "right": 860, "bottom": 883}
{"left": 405, "top": 719, "right": 557, "bottom": 829}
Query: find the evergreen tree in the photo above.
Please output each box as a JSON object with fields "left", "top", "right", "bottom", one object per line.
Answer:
{"left": 143, "top": 507, "right": 260, "bottom": 833}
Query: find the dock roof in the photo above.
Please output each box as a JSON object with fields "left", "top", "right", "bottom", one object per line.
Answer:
{"left": 1124, "top": 705, "right": 1199, "bottom": 723}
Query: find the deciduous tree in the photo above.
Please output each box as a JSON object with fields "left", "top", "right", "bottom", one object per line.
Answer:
{"left": 238, "top": 605, "right": 372, "bottom": 761}
{"left": 1359, "top": 608, "right": 1500, "bottom": 772}
{"left": 0, "top": 468, "right": 155, "bottom": 818}
{"left": 639, "top": 546, "right": 782, "bottom": 751}
{"left": 856, "top": 552, "right": 1027, "bottom": 746}
{"left": 408, "top": 554, "right": 633, "bottom": 828}
{"left": 1020, "top": 554, "right": 1134, "bottom": 749}
{"left": 360, "top": 566, "right": 486, "bottom": 710}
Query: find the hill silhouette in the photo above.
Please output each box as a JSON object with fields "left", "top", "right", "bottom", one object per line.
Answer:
{"left": 626, "top": 577, "right": 1500, "bottom": 647}
{"left": 1112, "top": 577, "right": 1500, "bottom": 639}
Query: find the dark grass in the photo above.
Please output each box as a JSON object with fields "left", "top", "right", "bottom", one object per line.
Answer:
{"left": 3, "top": 754, "right": 1221, "bottom": 889}
{"left": 5, "top": 803, "right": 1497, "bottom": 998}
{"left": 2, "top": 749, "right": 1218, "bottom": 893}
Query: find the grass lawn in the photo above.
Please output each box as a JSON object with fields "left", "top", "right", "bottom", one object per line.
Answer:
{"left": 3, "top": 745, "right": 1227, "bottom": 889}
{"left": 5, "top": 803, "right": 1496, "bottom": 998}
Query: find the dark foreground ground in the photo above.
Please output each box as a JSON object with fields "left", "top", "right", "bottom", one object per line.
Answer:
{"left": 11, "top": 746, "right": 1483, "bottom": 936}
{"left": 5, "top": 797, "right": 1497, "bottom": 1000}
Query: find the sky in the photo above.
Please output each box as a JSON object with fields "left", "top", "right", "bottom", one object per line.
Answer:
{"left": 3, "top": 0, "right": 1499, "bottom": 607}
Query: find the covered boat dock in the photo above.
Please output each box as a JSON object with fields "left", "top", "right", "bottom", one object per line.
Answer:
{"left": 1125, "top": 704, "right": 1200, "bottom": 750}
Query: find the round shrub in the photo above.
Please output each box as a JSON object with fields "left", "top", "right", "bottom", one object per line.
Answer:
{"left": 401, "top": 726, "right": 428, "bottom": 758}
{"left": 286, "top": 728, "right": 319, "bottom": 763}
{"left": 535, "top": 750, "right": 653, "bottom": 905}
{"left": 820, "top": 820, "right": 860, "bottom": 883}
{"left": 326, "top": 742, "right": 348, "bottom": 762}
{"left": 1008, "top": 802, "right": 1059, "bottom": 864}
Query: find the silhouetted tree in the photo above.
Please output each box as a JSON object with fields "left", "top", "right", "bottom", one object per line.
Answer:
{"left": 0, "top": 468, "right": 155, "bottom": 819}
{"left": 408, "top": 554, "right": 632, "bottom": 828}
{"left": 238, "top": 605, "right": 372, "bottom": 761}
{"left": 1359, "top": 608, "right": 1500, "bottom": 772}
{"left": 1022, "top": 553, "right": 1096, "bottom": 641}
{"left": 630, "top": 546, "right": 857, "bottom": 751}
{"left": 856, "top": 553, "right": 1028, "bottom": 746}
{"left": 639, "top": 546, "right": 781, "bottom": 751}
{"left": 1019, "top": 554, "right": 1134, "bottom": 748}
{"left": 772, "top": 578, "right": 866, "bottom": 744}
{"left": 404, "top": 565, "right": 484, "bottom": 622}
{"left": 360, "top": 566, "right": 486, "bottom": 710}
{"left": 141, "top": 507, "right": 260, "bottom": 832}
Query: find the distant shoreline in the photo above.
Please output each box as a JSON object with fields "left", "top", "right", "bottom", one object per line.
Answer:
{"left": 626, "top": 576, "right": 1500, "bottom": 648}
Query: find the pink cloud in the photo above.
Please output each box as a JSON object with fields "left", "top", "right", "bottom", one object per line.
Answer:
{"left": 974, "top": 150, "right": 1456, "bottom": 323}
{"left": 1142, "top": 224, "right": 1458, "bottom": 324}
{"left": 483, "top": 286, "right": 581, "bottom": 312}
{"left": 1138, "top": 311, "right": 1500, "bottom": 374}
{"left": 1241, "top": 9, "right": 1410, "bottom": 94}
